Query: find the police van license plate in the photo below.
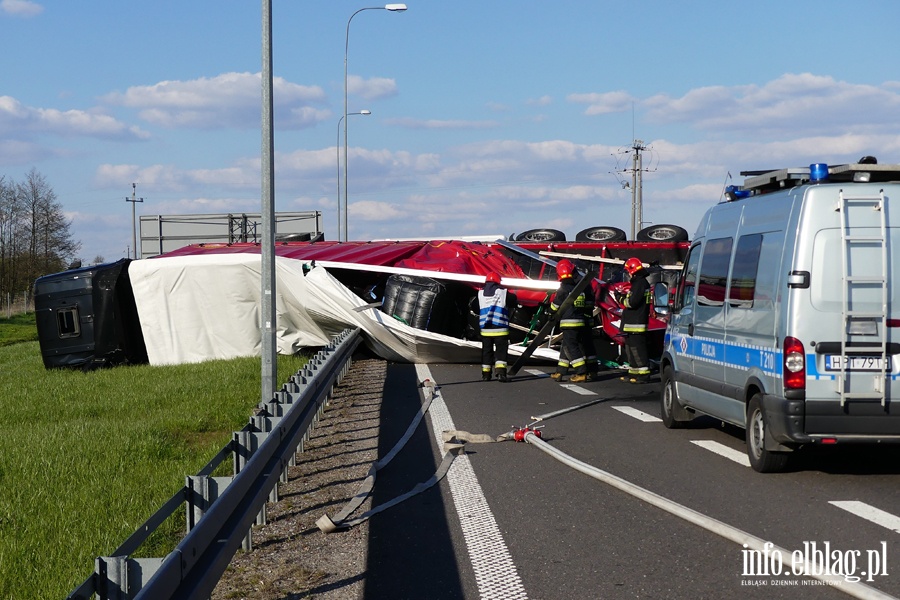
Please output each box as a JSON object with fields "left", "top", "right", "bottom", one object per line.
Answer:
{"left": 826, "top": 355, "right": 892, "bottom": 371}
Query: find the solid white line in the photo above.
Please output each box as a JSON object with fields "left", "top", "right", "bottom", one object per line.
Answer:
{"left": 559, "top": 383, "right": 596, "bottom": 396}
{"left": 525, "top": 433, "right": 895, "bottom": 598}
{"left": 416, "top": 364, "right": 528, "bottom": 600}
{"left": 830, "top": 501, "right": 900, "bottom": 534}
{"left": 612, "top": 405, "right": 662, "bottom": 423}
{"left": 690, "top": 440, "right": 751, "bottom": 466}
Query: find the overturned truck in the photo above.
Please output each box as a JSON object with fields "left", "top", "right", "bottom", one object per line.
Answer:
{"left": 34, "top": 231, "right": 688, "bottom": 370}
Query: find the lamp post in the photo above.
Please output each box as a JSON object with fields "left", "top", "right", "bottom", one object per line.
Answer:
{"left": 344, "top": 3, "right": 407, "bottom": 241}
{"left": 336, "top": 110, "right": 371, "bottom": 242}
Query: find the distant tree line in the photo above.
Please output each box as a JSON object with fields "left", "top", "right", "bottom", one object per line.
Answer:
{"left": 0, "top": 169, "right": 81, "bottom": 305}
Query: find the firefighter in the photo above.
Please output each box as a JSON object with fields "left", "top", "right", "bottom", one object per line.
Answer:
{"left": 478, "top": 271, "right": 516, "bottom": 382}
{"left": 619, "top": 257, "right": 652, "bottom": 384}
{"left": 549, "top": 259, "right": 590, "bottom": 383}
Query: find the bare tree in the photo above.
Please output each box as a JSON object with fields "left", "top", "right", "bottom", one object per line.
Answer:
{"left": 0, "top": 169, "right": 81, "bottom": 304}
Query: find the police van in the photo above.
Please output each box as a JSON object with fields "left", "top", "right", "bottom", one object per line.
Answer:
{"left": 659, "top": 158, "right": 900, "bottom": 472}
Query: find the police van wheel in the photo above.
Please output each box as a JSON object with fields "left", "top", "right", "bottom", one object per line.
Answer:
{"left": 660, "top": 366, "right": 689, "bottom": 428}
{"left": 746, "top": 394, "right": 789, "bottom": 473}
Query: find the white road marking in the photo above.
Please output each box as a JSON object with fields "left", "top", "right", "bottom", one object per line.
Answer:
{"left": 416, "top": 364, "right": 528, "bottom": 600}
{"left": 525, "top": 434, "right": 888, "bottom": 595}
{"left": 690, "top": 440, "right": 751, "bottom": 467}
{"left": 559, "top": 383, "right": 596, "bottom": 396}
{"left": 524, "top": 368, "right": 548, "bottom": 378}
{"left": 612, "top": 406, "right": 662, "bottom": 422}
{"left": 829, "top": 501, "right": 900, "bottom": 534}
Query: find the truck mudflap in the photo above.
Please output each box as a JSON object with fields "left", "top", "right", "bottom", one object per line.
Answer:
{"left": 762, "top": 395, "right": 810, "bottom": 446}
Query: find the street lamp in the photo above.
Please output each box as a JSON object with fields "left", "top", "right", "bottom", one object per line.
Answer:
{"left": 344, "top": 3, "right": 407, "bottom": 241}
{"left": 336, "top": 110, "right": 371, "bottom": 242}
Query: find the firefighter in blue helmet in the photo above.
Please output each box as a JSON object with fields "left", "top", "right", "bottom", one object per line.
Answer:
{"left": 478, "top": 271, "right": 517, "bottom": 382}
{"left": 549, "top": 259, "right": 591, "bottom": 383}
{"left": 620, "top": 257, "right": 652, "bottom": 383}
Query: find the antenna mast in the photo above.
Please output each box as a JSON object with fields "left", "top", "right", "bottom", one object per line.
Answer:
{"left": 125, "top": 183, "right": 144, "bottom": 259}
{"left": 629, "top": 139, "right": 646, "bottom": 240}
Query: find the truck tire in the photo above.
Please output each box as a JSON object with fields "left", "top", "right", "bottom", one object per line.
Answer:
{"left": 636, "top": 224, "right": 689, "bottom": 242}
{"left": 515, "top": 228, "right": 566, "bottom": 242}
{"left": 746, "top": 394, "right": 790, "bottom": 473}
{"left": 661, "top": 365, "right": 690, "bottom": 428}
{"left": 575, "top": 226, "right": 627, "bottom": 242}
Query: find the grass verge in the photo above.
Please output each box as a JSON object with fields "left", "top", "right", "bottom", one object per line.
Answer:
{"left": 0, "top": 312, "right": 38, "bottom": 346}
{"left": 0, "top": 337, "right": 307, "bottom": 600}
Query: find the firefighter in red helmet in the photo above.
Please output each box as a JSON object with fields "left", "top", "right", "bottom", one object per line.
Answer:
{"left": 549, "top": 259, "right": 594, "bottom": 382}
{"left": 620, "top": 257, "right": 652, "bottom": 383}
{"left": 478, "top": 271, "right": 516, "bottom": 382}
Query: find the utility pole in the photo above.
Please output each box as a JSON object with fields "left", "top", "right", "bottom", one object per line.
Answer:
{"left": 125, "top": 183, "right": 144, "bottom": 259}
{"left": 629, "top": 139, "right": 646, "bottom": 240}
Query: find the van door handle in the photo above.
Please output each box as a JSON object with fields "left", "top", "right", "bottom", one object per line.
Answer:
{"left": 688, "top": 323, "right": 694, "bottom": 336}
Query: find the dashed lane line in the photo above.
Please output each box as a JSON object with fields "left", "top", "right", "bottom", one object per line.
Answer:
{"left": 612, "top": 405, "right": 662, "bottom": 422}
{"left": 524, "top": 368, "right": 548, "bottom": 378}
{"left": 830, "top": 501, "right": 900, "bottom": 534}
{"left": 559, "top": 383, "right": 596, "bottom": 396}
{"left": 416, "top": 364, "right": 528, "bottom": 600}
{"left": 690, "top": 440, "right": 751, "bottom": 467}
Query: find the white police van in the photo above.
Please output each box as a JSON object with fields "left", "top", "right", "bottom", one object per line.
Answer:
{"left": 660, "top": 158, "right": 900, "bottom": 472}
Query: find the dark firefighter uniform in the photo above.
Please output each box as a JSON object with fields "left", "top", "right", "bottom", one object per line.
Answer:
{"left": 550, "top": 260, "right": 590, "bottom": 382}
{"left": 621, "top": 259, "right": 652, "bottom": 383}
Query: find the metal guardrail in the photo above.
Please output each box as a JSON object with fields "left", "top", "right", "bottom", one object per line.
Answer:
{"left": 66, "top": 328, "right": 363, "bottom": 600}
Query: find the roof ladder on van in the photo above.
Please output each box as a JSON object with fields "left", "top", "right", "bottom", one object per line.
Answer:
{"left": 836, "top": 189, "right": 889, "bottom": 407}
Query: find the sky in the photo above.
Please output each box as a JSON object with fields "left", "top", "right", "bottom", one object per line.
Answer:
{"left": 3, "top": 0, "right": 900, "bottom": 264}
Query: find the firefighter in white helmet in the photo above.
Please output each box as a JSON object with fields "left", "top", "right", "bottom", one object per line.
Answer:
{"left": 478, "top": 271, "right": 516, "bottom": 382}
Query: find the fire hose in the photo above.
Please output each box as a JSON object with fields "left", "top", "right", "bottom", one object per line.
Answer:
{"left": 317, "top": 379, "right": 893, "bottom": 599}
{"left": 316, "top": 393, "right": 604, "bottom": 533}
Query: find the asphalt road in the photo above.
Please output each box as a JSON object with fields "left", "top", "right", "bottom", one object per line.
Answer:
{"left": 361, "top": 360, "right": 900, "bottom": 600}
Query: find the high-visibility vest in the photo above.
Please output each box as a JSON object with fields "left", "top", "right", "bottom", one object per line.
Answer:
{"left": 479, "top": 288, "right": 510, "bottom": 336}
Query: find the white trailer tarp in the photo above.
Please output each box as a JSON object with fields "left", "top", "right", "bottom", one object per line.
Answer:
{"left": 129, "top": 254, "right": 556, "bottom": 366}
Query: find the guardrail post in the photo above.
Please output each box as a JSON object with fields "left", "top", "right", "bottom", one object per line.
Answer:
{"left": 186, "top": 475, "right": 233, "bottom": 532}
{"left": 96, "top": 556, "right": 165, "bottom": 599}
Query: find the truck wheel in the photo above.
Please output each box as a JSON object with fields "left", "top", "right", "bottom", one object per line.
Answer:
{"left": 746, "top": 394, "right": 789, "bottom": 473}
{"left": 575, "top": 226, "right": 627, "bottom": 242}
{"left": 515, "top": 228, "right": 566, "bottom": 242}
{"left": 636, "top": 224, "right": 689, "bottom": 242}
{"left": 661, "top": 365, "right": 689, "bottom": 428}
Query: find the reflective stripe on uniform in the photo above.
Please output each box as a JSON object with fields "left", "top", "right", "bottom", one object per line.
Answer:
{"left": 481, "top": 328, "right": 509, "bottom": 337}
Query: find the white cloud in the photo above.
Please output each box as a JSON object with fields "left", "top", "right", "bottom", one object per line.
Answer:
{"left": 1, "top": 0, "right": 42, "bottom": 17}
{"left": 94, "top": 162, "right": 258, "bottom": 194}
{"left": 384, "top": 117, "right": 500, "bottom": 130}
{"left": 103, "top": 72, "right": 328, "bottom": 130}
{"left": 568, "top": 90, "right": 635, "bottom": 115}
{"left": 346, "top": 75, "right": 398, "bottom": 101}
{"left": 526, "top": 95, "right": 553, "bottom": 107}
{"left": 642, "top": 73, "right": 900, "bottom": 137}
{"left": 0, "top": 95, "right": 149, "bottom": 140}
{"left": 349, "top": 200, "right": 406, "bottom": 222}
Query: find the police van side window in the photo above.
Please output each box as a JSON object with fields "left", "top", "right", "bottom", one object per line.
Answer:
{"left": 697, "top": 237, "right": 733, "bottom": 307}
{"left": 675, "top": 244, "right": 701, "bottom": 311}
{"left": 728, "top": 233, "right": 763, "bottom": 308}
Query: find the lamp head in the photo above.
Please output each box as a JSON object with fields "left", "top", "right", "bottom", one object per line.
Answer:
{"left": 385, "top": 3, "right": 407, "bottom": 10}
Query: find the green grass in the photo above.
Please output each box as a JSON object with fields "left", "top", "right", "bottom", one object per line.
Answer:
{"left": 0, "top": 312, "right": 38, "bottom": 346}
{"left": 0, "top": 335, "right": 308, "bottom": 600}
